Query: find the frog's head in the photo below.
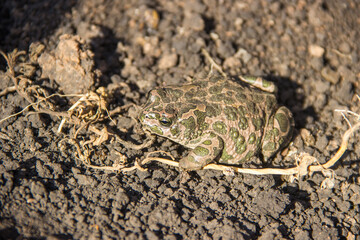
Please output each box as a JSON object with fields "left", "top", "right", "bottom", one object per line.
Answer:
{"left": 139, "top": 88, "right": 181, "bottom": 139}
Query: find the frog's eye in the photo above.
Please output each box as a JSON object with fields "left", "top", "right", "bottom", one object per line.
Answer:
{"left": 159, "top": 117, "right": 172, "bottom": 127}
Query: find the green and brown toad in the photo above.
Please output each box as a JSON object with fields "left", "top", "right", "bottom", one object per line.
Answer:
{"left": 139, "top": 73, "right": 294, "bottom": 170}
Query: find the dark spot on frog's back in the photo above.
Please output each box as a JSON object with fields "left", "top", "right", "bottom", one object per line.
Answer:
{"left": 184, "top": 91, "right": 195, "bottom": 99}
{"left": 209, "top": 84, "right": 224, "bottom": 94}
{"left": 179, "top": 104, "right": 197, "bottom": 116}
{"left": 210, "top": 94, "right": 225, "bottom": 102}
{"left": 252, "top": 94, "right": 265, "bottom": 103}
{"left": 246, "top": 101, "right": 258, "bottom": 114}
{"left": 266, "top": 95, "right": 277, "bottom": 111}
{"left": 165, "top": 104, "right": 176, "bottom": 114}
{"left": 194, "top": 110, "right": 206, "bottom": 123}
{"left": 194, "top": 146, "right": 209, "bottom": 156}
{"left": 188, "top": 99, "right": 203, "bottom": 105}
{"left": 229, "top": 127, "right": 239, "bottom": 140}
{"left": 212, "top": 121, "right": 227, "bottom": 135}
{"left": 195, "top": 90, "right": 208, "bottom": 97}
{"left": 170, "top": 126, "right": 180, "bottom": 136}
{"left": 237, "top": 106, "right": 246, "bottom": 117}
{"left": 252, "top": 117, "right": 264, "bottom": 131}
{"left": 224, "top": 106, "right": 238, "bottom": 121}
{"left": 184, "top": 90, "right": 208, "bottom": 100}
{"left": 223, "top": 97, "right": 235, "bottom": 104}
{"left": 238, "top": 117, "right": 248, "bottom": 130}
{"left": 205, "top": 104, "right": 222, "bottom": 117}
{"left": 166, "top": 88, "right": 184, "bottom": 101}
{"left": 248, "top": 133, "right": 256, "bottom": 144}
{"left": 235, "top": 92, "right": 247, "bottom": 101}
{"left": 226, "top": 91, "right": 235, "bottom": 97}
{"left": 193, "top": 81, "right": 209, "bottom": 88}
{"left": 235, "top": 142, "right": 246, "bottom": 154}
{"left": 181, "top": 116, "right": 196, "bottom": 131}
{"left": 156, "top": 88, "right": 170, "bottom": 103}
{"left": 209, "top": 74, "right": 224, "bottom": 83}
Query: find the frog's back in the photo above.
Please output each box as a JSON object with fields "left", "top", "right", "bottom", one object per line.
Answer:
{"left": 170, "top": 74, "right": 279, "bottom": 164}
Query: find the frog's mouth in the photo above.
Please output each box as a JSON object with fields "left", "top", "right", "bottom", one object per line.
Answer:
{"left": 144, "top": 124, "right": 164, "bottom": 136}
{"left": 139, "top": 113, "right": 163, "bottom": 135}
{"left": 139, "top": 113, "right": 146, "bottom": 123}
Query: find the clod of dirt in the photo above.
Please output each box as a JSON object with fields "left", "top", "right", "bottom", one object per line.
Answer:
{"left": 315, "top": 134, "right": 329, "bottom": 150}
{"left": 250, "top": 189, "right": 290, "bottom": 219}
{"left": 339, "top": 42, "right": 351, "bottom": 54}
{"left": 321, "top": 66, "right": 339, "bottom": 84}
{"left": 335, "top": 80, "right": 354, "bottom": 103}
{"left": 38, "top": 34, "right": 100, "bottom": 94}
{"left": 158, "top": 52, "right": 178, "bottom": 69}
{"left": 183, "top": 12, "right": 205, "bottom": 32}
{"left": 338, "top": 66, "right": 356, "bottom": 84}
{"left": 300, "top": 128, "right": 316, "bottom": 147}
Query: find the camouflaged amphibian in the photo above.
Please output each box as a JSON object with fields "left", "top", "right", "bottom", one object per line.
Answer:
{"left": 140, "top": 73, "right": 294, "bottom": 170}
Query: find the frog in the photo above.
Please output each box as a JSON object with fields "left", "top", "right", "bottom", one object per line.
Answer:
{"left": 139, "top": 72, "right": 294, "bottom": 170}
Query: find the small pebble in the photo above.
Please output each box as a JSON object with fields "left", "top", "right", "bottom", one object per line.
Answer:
{"left": 314, "top": 80, "right": 330, "bottom": 93}
{"left": 336, "top": 201, "right": 351, "bottom": 212}
{"left": 30, "top": 181, "right": 47, "bottom": 200}
{"left": 183, "top": 13, "right": 204, "bottom": 31}
{"left": 314, "top": 94, "right": 327, "bottom": 110}
{"left": 144, "top": 9, "right": 159, "bottom": 29}
{"left": 277, "top": 63, "right": 290, "bottom": 76}
{"left": 234, "top": 18, "right": 244, "bottom": 30}
{"left": 158, "top": 52, "right": 178, "bottom": 69}
{"left": 308, "top": 44, "right": 325, "bottom": 57}
{"left": 335, "top": 80, "right": 353, "bottom": 102}
{"left": 223, "top": 57, "right": 241, "bottom": 69}
{"left": 339, "top": 42, "right": 351, "bottom": 54}
{"left": 315, "top": 134, "right": 328, "bottom": 150}
{"left": 235, "top": 48, "right": 252, "bottom": 63}
{"left": 310, "top": 58, "right": 323, "bottom": 71}
{"left": 300, "top": 128, "right": 315, "bottom": 147}
{"left": 136, "top": 79, "right": 155, "bottom": 91}
{"left": 321, "top": 67, "right": 339, "bottom": 84}
{"left": 338, "top": 66, "right": 355, "bottom": 82}
{"left": 326, "top": 51, "right": 340, "bottom": 68}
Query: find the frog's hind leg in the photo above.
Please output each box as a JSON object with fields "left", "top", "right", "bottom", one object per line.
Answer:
{"left": 261, "top": 106, "right": 294, "bottom": 161}
{"left": 179, "top": 134, "right": 224, "bottom": 170}
{"left": 239, "top": 76, "right": 278, "bottom": 93}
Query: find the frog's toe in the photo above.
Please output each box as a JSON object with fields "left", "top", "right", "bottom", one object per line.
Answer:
{"left": 179, "top": 157, "right": 202, "bottom": 170}
{"left": 179, "top": 155, "right": 209, "bottom": 171}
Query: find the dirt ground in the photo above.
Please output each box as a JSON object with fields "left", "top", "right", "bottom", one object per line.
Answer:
{"left": 1, "top": 0, "right": 360, "bottom": 239}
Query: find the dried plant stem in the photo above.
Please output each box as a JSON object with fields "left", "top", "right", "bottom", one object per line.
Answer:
{"left": 0, "top": 86, "right": 16, "bottom": 97}
{"left": 141, "top": 121, "right": 360, "bottom": 176}
{"left": 84, "top": 160, "right": 147, "bottom": 172}
{"left": 201, "top": 48, "right": 227, "bottom": 77}
{"left": 113, "top": 132, "right": 155, "bottom": 150}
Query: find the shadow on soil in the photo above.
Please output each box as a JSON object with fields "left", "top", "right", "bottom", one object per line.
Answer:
{"left": 0, "top": 0, "right": 77, "bottom": 52}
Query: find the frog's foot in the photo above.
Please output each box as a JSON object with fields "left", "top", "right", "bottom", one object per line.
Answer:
{"left": 179, "top": 155, "right": 209, "bottom": 170}
{"left": 261, "top": 106, "right": 294, "bottom": 161}
{"left": 239, "top": 76, "right": 278, "bottom": 93}
{"left": 179, "top": 135, "right": 223, "bottom": 171}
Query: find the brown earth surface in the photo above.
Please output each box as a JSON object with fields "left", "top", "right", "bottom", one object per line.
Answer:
{"left": 1, "top": 0, "right": 360, "bottom": 239}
